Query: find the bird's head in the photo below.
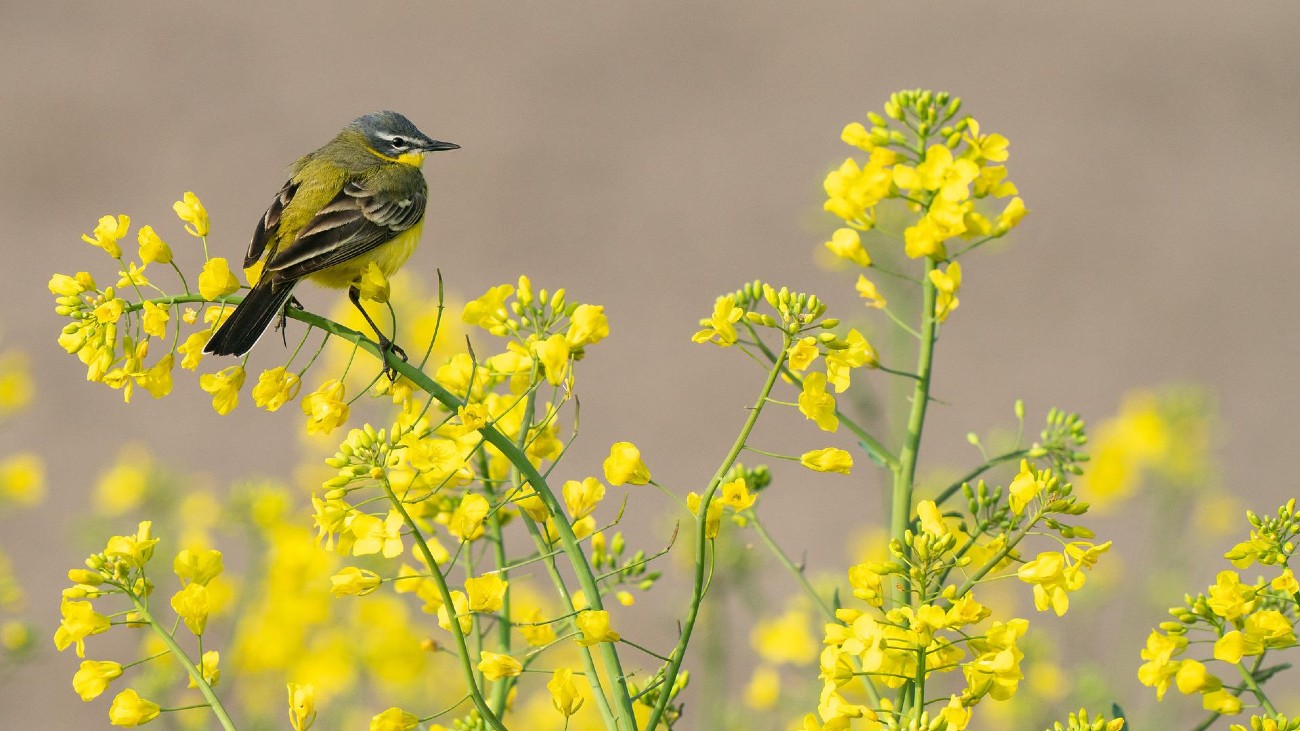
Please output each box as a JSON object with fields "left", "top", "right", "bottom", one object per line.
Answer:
{"left": 350, "top": 111, "right": 459, "bottom": 167}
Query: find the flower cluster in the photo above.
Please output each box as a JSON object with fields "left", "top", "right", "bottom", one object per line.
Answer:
{"left": 55, "top": 521, "right": 231, "bottom": 727}
{"left": 1140, "top": 501, "right": 1299, "bottom": 720}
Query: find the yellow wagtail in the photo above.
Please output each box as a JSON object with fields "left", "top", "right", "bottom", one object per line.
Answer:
{"left": 204, "top": 111, "right": 458, "bottom": 363}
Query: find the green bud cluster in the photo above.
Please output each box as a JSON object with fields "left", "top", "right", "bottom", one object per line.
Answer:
{"left": 323, "top": 425, "right": 395, "bottom": 493}
{"left": 720, "top": 462, "right": 772, "bottom": 493}
{"left": 877, "top": 89, "right": 964, "bottom": 149}
{"left": 1036, "top": 408, "right": 1089, "bottom": 476}
{"left": 1226, "top": 499, "right": 1299, "bottom": 567}
{"left": 629, "top": 670, "right": 689, "bottom": 726}
{"left": 1235, "top": 714, "right": 1300, "bottom": 731}
{"left": 591, "top": 531, "right": 662, "bottom": 594}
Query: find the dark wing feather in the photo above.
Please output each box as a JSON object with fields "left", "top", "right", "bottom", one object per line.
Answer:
{"left": 246, "top": 179, "right": 298, "bottom": 269}
{"left": 267, "top": 180, "right": 426, "bottom": 280}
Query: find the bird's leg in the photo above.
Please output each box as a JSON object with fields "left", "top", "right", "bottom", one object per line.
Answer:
{"left": 275, "top": 296, "right": 305, "bottom": 347}
{"left": 348, "top": 286, "right": 406, "bottom": 379}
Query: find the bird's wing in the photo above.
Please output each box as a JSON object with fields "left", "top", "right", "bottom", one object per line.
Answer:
{"left": 245, "top": 179, "right": 299, "bottom": 269}
{"left": 266, "top": 178, "right": 426, "bottom": 280}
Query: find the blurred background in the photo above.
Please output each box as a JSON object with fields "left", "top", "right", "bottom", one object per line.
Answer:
{"left": 2, "top": 1, "right": 1299, "bottom": 728}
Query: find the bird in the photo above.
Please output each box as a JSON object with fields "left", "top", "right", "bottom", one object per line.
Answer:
{"left": 203, "top": 111, "right": 459, "bottom": 368}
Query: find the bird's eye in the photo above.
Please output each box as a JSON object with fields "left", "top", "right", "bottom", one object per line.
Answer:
{"left": 390, "top": 137, "right": 407, "bottom": 149}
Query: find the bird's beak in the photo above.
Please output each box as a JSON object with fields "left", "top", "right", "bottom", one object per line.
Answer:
{"left": 423, "top": 140, "right": 460, "bottom": 152}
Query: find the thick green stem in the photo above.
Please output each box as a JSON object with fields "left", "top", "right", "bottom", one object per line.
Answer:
{"left": 1235, "top": 659, "right": 1279, "bottom": 716}
{"left": 644, "top": 333, "right": 792, "bottom": 731}
{"left": 127, "top": 594, "right": 236, "bottom": 731}
{"left": 889, "top": 258, "right": 938, "bottom": 597}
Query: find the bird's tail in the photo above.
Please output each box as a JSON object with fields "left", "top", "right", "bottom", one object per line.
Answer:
{"left": 204, "top": 278, "right": 297, "bottom": 356}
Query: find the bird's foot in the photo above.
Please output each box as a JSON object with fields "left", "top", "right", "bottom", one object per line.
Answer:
{"left": 275, "top": 297, "right": 306, "bottom": 346}
{"left": 377, "top": 336, "right": 408, "bottom": 381}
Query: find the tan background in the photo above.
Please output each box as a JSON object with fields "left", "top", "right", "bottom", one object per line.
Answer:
{"left": 3, "top": 1, "right": 1299, "bottom": 728}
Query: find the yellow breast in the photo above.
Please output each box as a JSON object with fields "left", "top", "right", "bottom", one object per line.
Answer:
{"left": 306, "top": 217, "right": 425, "bottom": 289}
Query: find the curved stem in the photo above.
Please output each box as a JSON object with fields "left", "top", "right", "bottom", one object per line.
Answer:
{"left": 644, "top": 332, "right": 792, "bottom": 731}
{"left": 379, "top": 476, "right": 508, "bottom": 731}
{"left": 127, "top": 594, "right": 236, "bottom": 731}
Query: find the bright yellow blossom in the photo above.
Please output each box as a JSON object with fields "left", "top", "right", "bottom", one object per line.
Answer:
{"left": 798, "top": 372, "right": 838, "bottom": 432}
{"left": 825, "top": 228, "right": 872, "bottom": 267}
{"left": 786, "top": 336, "right": 820, "bottom": 372}
{"left": 177, "top": 330, "right": 211, "bottom": 370}
{"left": 465, "top": 573, "right": 508, "bottom": 613}
{"left": 448, "top": 494, "right": 489, "bottom": 541}
{"left": 252, "top": 366, "right": 302, "bottom": 412}
{"left": 356, "top": 261, "right": 390, "bottom": 303}
{"left": 854, "top": 274, "right": 886, "bottom": 309}
{"left": 369, "top": 707, "right": 420, "bottom": 731}
{"left": 575, "top": 609, "right": 620, "bottom": 645}
{"left": 477, "top": 651, "right": 523, "bottom": 681}
{"left": 136, "top": 225, "right": 171, "bottom": 264}
{"left": 199, "top": 365, "right": 245, "bottom": 415}
{"left": 562, "top": 477, "right": 605, "bottom": 519}
{"left": 173, "top": 548, "right": 223, "bottom": 585}
{"left": 437, "top": 590, "right": 472, "bottom": 634}
{"left": 603, "top": 441, "right": 651, "bottom": 485}
{"left": 548, "top": 667, "right": 585, "bottom": 716}
{"left": 531, "top": 333, "right": 571, "bottom": 386}
{"left": 301, "top": 379, "right": 348, "bottom": 435}
{"left": 198, "top": 257, "right": 240, "bottom": 300}
{"left": 692, "top": 294, "right": 743, "bottom": 346}
{"left": 171, "top": 583, "right": 210, "bottom": 635}
{"left": 173, "top": 191, "right": 209, "bottom": 237}
{"left": 462, "top": 283, "right": 514, "bottom": 336}
{"left": 82, "top": 215, "right": 130, "bottom": 259}
{"left": 330, "top": 567, "right": 382, "bottom": 597}
{"left": 108, "top": 688, "right": 161, "bottom": 727}
{"left": 287, "top": 683, "right": 316, "bottom": 731}
{"left": 800, "top": 448, "right": 852, "bottom": 475}
{"left": 566, "top": 303, "right": 609, "bottom": 348}
{"left": 929, "top": 261, "right": 961, "bottom": 323}
{"left": 73, "top": 660, "right": 123, "bottom": 701}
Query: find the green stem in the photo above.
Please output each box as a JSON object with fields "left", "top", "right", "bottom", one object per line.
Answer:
{"left": 1235, "top": 660, "right": 1279, "bottom": 716}
{"left": 889, "top": 258, "right": 938, "bottom": 600}
{"left": 127, "top": 594, "right": 236, "bottom": 731}
{"left": 932, "top": 449, "right": 1031, "bottom": 508}
{"left": 644, "top": 332, "right": 792, "bottom": 731}
{"left": 379, "top": 476, "right": 507, "bottom": 731}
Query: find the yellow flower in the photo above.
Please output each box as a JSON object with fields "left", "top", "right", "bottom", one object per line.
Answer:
{"left": 349, "top": 510, "right": 405, "bottom": 558}
{"left": 603, "top": 441, "right": 651, "bottom": 486}
{"left": 691, "top": 294, "right": 743, "bottom": 346}
{"left": 786, "top": 337, "right": 820, "bottom": 372}
{"left": 82, "top": 214, "right": 130, "bottom": 259}
{"left": 562, "top": 477, "right": 605, "bottom": 520}
{"left": 994, "top": 197, "right": 1028, "bottom": 236}
{"left": 356, "top": 261, "right": 390, "bottom": 303}
{"left": 252, "top": 366, "right": 302, "bottom": 412}
{"left": 138, "top": 354, "right": 174, "bottom": 399}
{"left": 437, "top": 590, "right": 472, "bottom": 634}
{"left": 854, "top": 275, "right": 886, "bottom": 309}
{"left": 54, "top": 600, "right": 110, "bottom": 658}
{"left": 198, "top": 258, "right": 240, "bottom": 300}
{"left": 575, "top": 609, "right": 620, "bottom": 645}
{"left": 1271, "top": 568, "right": 1299, "bottom": 594}
{"left": 108, "top": 688, "right": 161, "bottom": 727}
{"left": 199, "top": 365, "right": 246, "bottom": 416}
{"left": 548, "top": 667, "right": 585, "bottom": 716}
{"left": 140, "top": 302, "right": 169, "bottom": 339}
{"left": 531, "top": 333, "right": 571, "bottom": 386}
{"left": 1201, "top": 688, "right": 1242, "bottom": 715}
{"left": 517, "top": 605, "right": 557, "bottom": 647}
{"left": 136, "top": 225, "right": 172, "bottom": 265}
{"left": 73, "top": 660, "right": 123, "bottom": 701}
{"left": 173, "top": 191, "right": 209, "bottom": 237}
{"left": 719, "top": 478, "right": 756, "bottom": 511}
{"left": 800, "top": 448, "right": 852, "bottom": 475}
{"left": 370, "top": 707, "right": 420, "bottom": 731}
{"left": 686, "top": 491, "right": 724, "bottom": 539}
{"left": 301, "top": 379, "right": 349, "bottom": 435}
{"left": 477, "top": 651, "right": 523, "bottom": 681}
{"left": 1138, "top": 631, "right": 1187, "bottom": 700}
{"left": 287, "top": 683, "right": 317, "bottom": 731}
{"left": 1016, "top": 551, "right": 1084, "bottom": 616}
{"left": 448, "top": 494, "right": 489, "bottom": 541}
{"left": 825, "top": 329, "right": 877, "bottom": 393}
{"left": 929, "top": 261, "right": 961, "bottom": 323}
{"left": 512, "top": 484, "right": 551, "bottom": 521}
{"left": 915, "top": 499, "right": 949, "bottom": 538}
{"left": 462, "top": 283, "right": 514, "bottom": 336}
{"left": 116, "top": 262, "right": 150, "bottom": 289}
{"left": 1206, "top": 570, "right": 1256, "bottom": 621}
{"left": 1008, "top": 459, "right": 1044, "bottom": 515}
{"left": 465, "top": 573, "right": 508, "bottom": 613}
{"left": 171, "top": 583, "right": 210, "bottom": 635}
{"left": 177, "top": 330, "right": 211, "bottom": 370}
{"left": 825, "top": 228, "right": 872, "bottom": 267}
{"left": 104, "top": 521, "right": 158, "bottom": 568}
{"left": 331, "top": 567, "right": 382, "bottom": 596}
{"left": 566, "top": 303, "right": 609, "bottom": 349}
{"left": 173, "top": 548, "right": 223, "bottom": 585}
{"left": 1174, "top": 659, "right": 1222, "bottom": 694}
{"left": 798, "top": 372, "right": 838, "bottom": 432}
{"left": 187, "top": 650, "right": 220, "bottom": 688}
